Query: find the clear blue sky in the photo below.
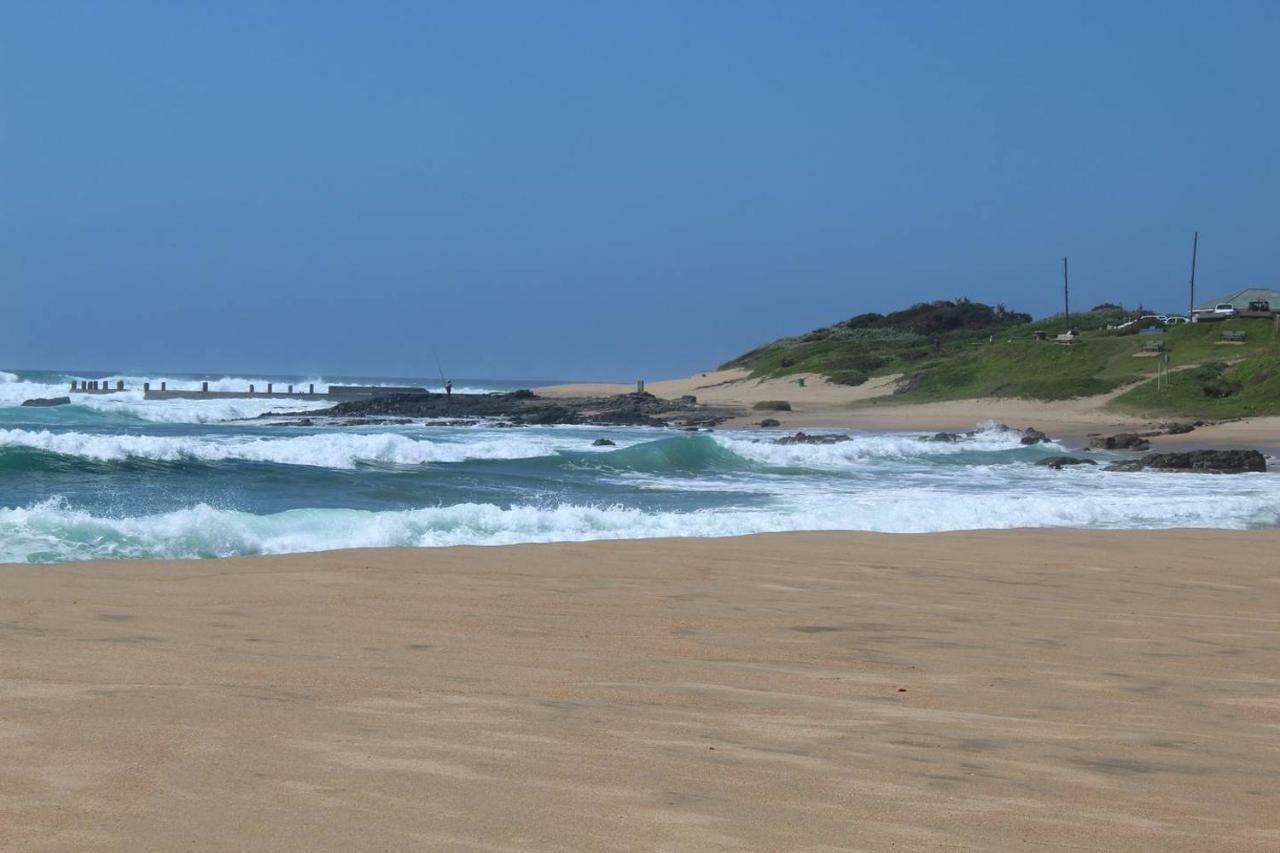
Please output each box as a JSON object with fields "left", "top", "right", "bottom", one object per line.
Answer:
{"left": 2, "top": 1, "right": 1277, "bottom": 380}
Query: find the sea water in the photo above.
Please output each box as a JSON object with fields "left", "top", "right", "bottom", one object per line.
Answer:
{"left": 1, "top": 369, "right": 1277, "bottom": 564}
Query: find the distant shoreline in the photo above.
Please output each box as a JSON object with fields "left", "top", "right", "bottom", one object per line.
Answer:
{"left": 537, "top": 368, "right": 1280, "bottom": 451}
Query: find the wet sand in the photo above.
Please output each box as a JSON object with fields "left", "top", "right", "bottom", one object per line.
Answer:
{"left": 2, "top": 530, "right": 1278, "bottom": 850}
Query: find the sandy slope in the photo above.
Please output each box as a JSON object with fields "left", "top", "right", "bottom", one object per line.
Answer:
{"left": 2, "top": 530, "right": 1278, "bottom": 851}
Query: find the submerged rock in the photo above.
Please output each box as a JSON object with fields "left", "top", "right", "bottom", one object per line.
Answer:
{"left": 775, "top": 431, "right": 852, "bottom": 446}
{"left": 1035, "top": 456, "right": 1097, "bottom": 469}
{"left": 758, "top": 418, "right": 781, "bottom": 428}
{"left": 592, "top": 438, "right": 616, "bottom": 446}
{"left": 922, "top": 432, "right": 963, "bottom": 443}
{"left": 21, "top": 396, "right": 71, "bottom": 407}
{"left": 1105, "top": 450, "right": 1266, "bottom": 474}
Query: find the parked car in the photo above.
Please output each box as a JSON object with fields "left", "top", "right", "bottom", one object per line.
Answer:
{"left": 1213, "top": 303, "right": 1237, "bottom": 316}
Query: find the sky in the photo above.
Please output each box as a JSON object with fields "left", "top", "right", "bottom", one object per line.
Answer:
{"left": 2, "top": 1, "right": 1278, "bottom": 380}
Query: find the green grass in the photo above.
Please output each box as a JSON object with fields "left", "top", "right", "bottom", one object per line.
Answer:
{"left": 1110, "top": 352, "right": 1280, "bottom": 418}
{"left": 724, "top": 301, "right": 1280, "bottom": 412}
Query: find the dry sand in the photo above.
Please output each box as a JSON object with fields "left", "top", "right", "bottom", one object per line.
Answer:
{"left": 3, "top": 530, "right": 1278, "bottom": 851}
{"left": 538, "top": 370, "right": 1280, "bottom": 448}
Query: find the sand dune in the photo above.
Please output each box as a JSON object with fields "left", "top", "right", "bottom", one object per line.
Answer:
{"left": 2, "top": 530, "right": 1278, "bottom": 850}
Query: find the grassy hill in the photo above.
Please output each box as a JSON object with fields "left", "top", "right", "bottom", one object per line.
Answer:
{"left": 722, "top": 300, "right": 1280, "bottom": 414}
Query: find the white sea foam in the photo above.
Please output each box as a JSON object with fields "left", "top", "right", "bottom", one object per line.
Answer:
{"left": 713, "top": 427, "right": 1055, "bottom": 468}
{"left": 0, "top": 428, "right": 598, "bottom": 468}
{"left": 2, "top": 484, "right": 1276, "bottom": 564}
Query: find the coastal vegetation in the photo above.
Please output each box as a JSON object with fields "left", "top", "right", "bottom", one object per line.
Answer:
{"left": 723, "top": 300, "right": 1280, "bottom": 414}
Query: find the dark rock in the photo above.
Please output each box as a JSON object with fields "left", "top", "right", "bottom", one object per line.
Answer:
{"left": 753, "top": 400, "right": 792, "bottom": 412}
{"left": 679, "top": 395, "right": 697, "bottom": 404}
{"left": 758, "top": 418, "right": 782, "bottom": 428}
{"left": 922, "top": 432, "right": 963, "bottom": 443}
{"left": 260, "top": 389, "right": 734, "bottom": 429}
{"left": 21, "top": 396, "right": 71, "bottom": 407}
{"left": 1020, "top": 428, "right": 1048, "bottom": 445}
{"left": 1089, "top": 433, "right": 1150, "bottom": 451}
{"left": 1035, "top": 456, "right": 1097, "bottom": 469}
{"left": 1162, "top": 422, "right": 1196, "bottom": 435}
{"left": 592, "top": 438, "right": 616, "bottom": 447}
{"left": 1105, "top": 450, "right": 1267, "bottom": 474}
{"left": 775, "top": 431, "right": 852, "bottom": 446}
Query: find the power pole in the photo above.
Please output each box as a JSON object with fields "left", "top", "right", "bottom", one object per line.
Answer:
{"left": 1063, "top": 256, "right": 1070, "bottom": 326}
{"left": 1188, "top": 231, "right": 1199, "bottom": 318}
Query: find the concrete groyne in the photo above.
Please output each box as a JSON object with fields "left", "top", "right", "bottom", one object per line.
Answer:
{"left": 67, "top": 381, "right": 432, "bottom": 401}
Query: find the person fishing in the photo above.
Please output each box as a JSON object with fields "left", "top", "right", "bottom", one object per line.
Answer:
{"left": 445, "top": 380, "right": 452, "bottom": 398}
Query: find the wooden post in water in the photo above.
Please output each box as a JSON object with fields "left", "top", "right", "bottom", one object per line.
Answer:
{"left": 202, "top": 382, "right": 208, "bottom": 393}
{"left": 267, "top": 383, "right": 273, "bottom": 394}
{"left": 288, "top": 384, "right": 293, "bottom": 394}
{"left": 249, "top": 384, "right": 255, "bottom": 394}
{"left": 161, "top": 382, "right": 166, "bottom": 391}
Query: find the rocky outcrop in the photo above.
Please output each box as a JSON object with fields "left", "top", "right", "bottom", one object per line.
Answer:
{"left": 261, "top": 390, "right": 735, "bottom": 429}
{"left": 1035, "top": 456, "right": 1097, "bottom": 469}
{"left": 775, "top": 432, "right": 852, "bottom": 446}
{"left": 1020, "top": 428, "right": 1048, "bottom": 445}
{"left": 1105, "top": 450, "right": 1266, "bottom": 474}
{"left": 1089, "top": 433, "right": 1150, "bottom": 451}
{"left": 592, "top": 438, "right": 616, "bottom": 447}
{"left": 21, "top": 397, "right": 71, "bottom": 407}
{"left": 758, "top": 418, "right": 781, "bottom": 428}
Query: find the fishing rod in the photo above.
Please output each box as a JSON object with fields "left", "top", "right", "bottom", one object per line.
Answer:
{"left": 432, "top": 347, "right": 449, "bottom": 397}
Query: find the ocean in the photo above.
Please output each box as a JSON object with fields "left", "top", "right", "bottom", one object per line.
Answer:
{"left": 1, "top": 369, "right": 1277, "bottom": 564}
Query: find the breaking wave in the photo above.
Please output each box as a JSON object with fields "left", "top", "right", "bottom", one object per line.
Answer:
{"left": 3, "top": 490, "right": 1276, "bottom": 564}
{"left": 0, "top": 428, "right": 602, "bottom": 469}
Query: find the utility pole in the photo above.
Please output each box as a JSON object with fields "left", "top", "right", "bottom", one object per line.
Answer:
{"left": 1188, "top": 231, "right": 1199, "bottom": 319}
{"left": 1063, "top": 256, "right": 1070, "bottom": 326}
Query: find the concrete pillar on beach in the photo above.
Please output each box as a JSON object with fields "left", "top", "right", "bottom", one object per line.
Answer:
{"left": 202, "top": 382, "right": 209, "bottom": 393}
{"left": 637, "top": 379, "right": 645, "bottom": 394}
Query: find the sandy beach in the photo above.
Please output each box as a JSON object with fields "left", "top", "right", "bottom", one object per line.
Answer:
{"left": 2, "top": 530, "right": 1278, "bottom": 851}
{"left": 538, "top": 369, "right": 1280, "bottom": 448}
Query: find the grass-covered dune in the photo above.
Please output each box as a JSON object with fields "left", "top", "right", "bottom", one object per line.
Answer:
{"left": 723, "top": 300, "right": 1280, "bottom": 414}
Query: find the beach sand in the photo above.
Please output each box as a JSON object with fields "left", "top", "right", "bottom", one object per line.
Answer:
{"left": 3, "top": 530, "right": 1278, "bottom": 851}
{"left": 538, "top": 370, "right": 1280, "bottom": 448}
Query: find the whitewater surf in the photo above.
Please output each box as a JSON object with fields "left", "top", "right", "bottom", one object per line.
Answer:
{"left": 1, "top": 369, "right": 1277, "bottom": 564}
